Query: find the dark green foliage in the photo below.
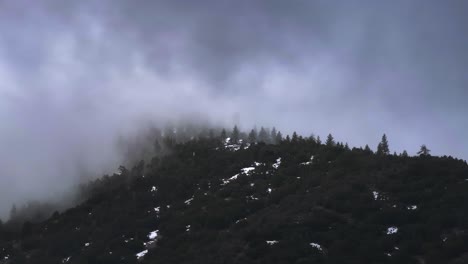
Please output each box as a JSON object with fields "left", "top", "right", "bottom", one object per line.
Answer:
{"left": 1, "top": 127, "right": 467, "bottom": 264}
{"left": 377, "top": 133, "right": 390, "bottom": 155}
{"left": 418, "top": 144, "right": 431, "bottom": 157}
{"left": 326, "top": 133, "right": 335, "bottom": 147}
{"left": 275, "top": 131, "right": 283, "bottom": 144}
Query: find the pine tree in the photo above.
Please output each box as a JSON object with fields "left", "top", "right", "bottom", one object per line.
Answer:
{"left": 285, "top": 135, "right": 291, "bottom": 142}
{"left": 316, "top": 136, "right": 322, "bottom": 145}
{"left": 231, "top": 125, "right": 240, "bottom": 143}
{"left": 376, "top": 134, "right": 389, "bottom": 155}
{"left": 417, "top": 144, "right": 431, "bottom": 156}
{"left": 309, "top": 134, "right": 317, "bottom": 144}
{"left": 402, "top": 150, "right": 409, "bottom": 157}
{"left": 364, "top": 144, "right": 372, "bottom": 154}
{"left": 344, "top": 143, "right": 350, "bottom": 150}
{"left": 326, "top": 133, "right": 335, "bottom": 147}
{"left": 291, "top": 132, "right": 299, "bottom": 143}
{"left": 258, "top": 127, "right": 269, "bottom": 143}
{"left": 248, "top": 129, "right": 257, "bottom": 143}
{"left": 276, "top": 131, "right": 283, "bottom": 143}
{"left": 270, "top": 127, "right": 277, "bottom": 144}
{"left": 220, "top": 129, "right": 227, "bottom": 140}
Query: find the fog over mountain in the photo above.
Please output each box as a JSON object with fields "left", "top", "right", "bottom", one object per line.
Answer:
{"left": 1, "top": 0, "right": 467, "bottom": 218}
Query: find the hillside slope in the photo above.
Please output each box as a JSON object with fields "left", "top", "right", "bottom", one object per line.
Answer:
{"left": 1, "top": 136, "right": 467, "bottom": 264}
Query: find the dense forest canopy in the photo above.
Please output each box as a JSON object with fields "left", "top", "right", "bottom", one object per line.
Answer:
{"left": 1, "top": 126, "right": 467, "bottom": 264}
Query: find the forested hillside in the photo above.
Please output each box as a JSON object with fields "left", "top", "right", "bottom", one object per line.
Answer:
{"left": 1, "top": 127, "right": 467, "bottom": 264}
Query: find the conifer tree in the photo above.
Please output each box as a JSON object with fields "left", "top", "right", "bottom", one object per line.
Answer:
{"left": 376, "top": 134, "right": 389, "bottom": 155}
{"left": 326, "top": 133, "right": 335, "bottom": 147}
{"left": 417, "top": 144, "right": 431, "bottom": 156}
{"left": 258, "top": 127, "right": 269, "bottom": 143}
{"left": 316, "top": 136, "right": 322, "bottom": 145}
{"left": 291, "top": 132, "right": 299, "bottom": 143}
{"left": 309, "top": 134, "right": 316, "bottom": 144}
{"left": 270, "top": 127, "right": 277, "bottom": 144}
{"left": 364, "top": 144, "right": 372, "bottom": 154}
{"left": 220, "top": 129, "right": 227, "bottom": 140}
{"left": 248, "top": 129, "right": 257, "bottom": 143}
{"left": 285, "top": 135, "right": 291, "bottom": 142}
{"left": 231, "top": 125, "right": 240, "bottom": 143}
{"left": 276, "top": 131, "right": 283, "bottom": 143}
{"left": 345, "top": 143, "right": 350, "bottom": 150}
{"left": 402, "top": 150, "right": 409, "bottom": 157}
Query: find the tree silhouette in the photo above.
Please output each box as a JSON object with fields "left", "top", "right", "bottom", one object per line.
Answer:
{"left": 326, "top": 133, "right": 335, "bottom": 147}
{"left": 376, "top": 134, "right": 390, "bottom": 155}
{"left": 220, "top": 129, "right": 227, "bottom": 140}
{"left": 270, "top": 127, "right": 277, "bottom": 144}
{"left": 275, "top": 131, "right": 283, "bottom": 143}
{"left": 402, "top": 150, "right": 409, "bottom": 157}
{"left": 248, "top": 129, "right": 257, "bottom": 143}
{"left": 417, "top": 144, "right": 431, "bottom": 156}
{"left": 231, "top": 125, "right": 240, "bottom": 143}
{"left": 364, "top": 144, "right": 372, "bottom": 154}
{"left": 258, "top": 127, "right": 269, "bottom": 143}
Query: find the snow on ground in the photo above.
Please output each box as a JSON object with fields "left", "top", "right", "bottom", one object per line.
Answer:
{"left": 407, "top": 205, "right": 417, "bottom": 210}
{"left": 267, "top": 188, "right": 272, "bottom": 194}
{"left": 186, "top": 225, "right": 191, "bottom": 232}
{"left": 223, "top": 137, "right": 246, "bottom": 151}
{"left": 136, "top": 249, "right": 148, "bottom": 259}
{"left": 266, "top": 240, "right": 279, "bottom": 245}
{"left": 272, "top": 158, "right": 282, "bottom": 169}
{"left": 185, "top": 197, "right": 194, "bottom": 205}
{"left": 154, "top": 207, "right": 160, "bottom": 213}
{"left": 372, "top": 191, "right": 379, "bottom": 200}
{"left": 84, "top": 242, "right": 90, "bottom": 247}
{"left": 248, "top": 195, "right": 259, "bottom": 200}
{"left": 148, "top": 230, "right": 159, "bottom": 240}
{"left": 222, "top": 162, "right": 263, "bottom": 185}
{"left": 300, "top": 155, "right": 314, "bottom": 165}
{"left": 386, "top": 227, "right": 398, "bottom": 235}
{"left": 310, "top": 243, "right": 323, "bottom": 251}
{"left": 222, "top": 174, "right": 239, "bottom": 185}
{"left": 62, "top": 256, "right": 71, "bottom": 263}
{"left": 151, "top": 186, "right": 157, "bottom": 192}
{"left": 235, "top": 218, "right": 247, "bottom": 224}
{"left": 225, "top": 144, "right": 241, "bottom": 151}
{"left": 241, "top": 167, "right": 255, "bottom": 174}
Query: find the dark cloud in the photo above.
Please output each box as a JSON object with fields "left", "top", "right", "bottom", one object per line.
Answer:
{"left": 1, "top": 0, "right": 467, "bottom": 218}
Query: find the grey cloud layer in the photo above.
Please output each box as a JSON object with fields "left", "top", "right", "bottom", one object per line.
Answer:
{"left": 1, "top": 0, "right": 467, "bottom": 217}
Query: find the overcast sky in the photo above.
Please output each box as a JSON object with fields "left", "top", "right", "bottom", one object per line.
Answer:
{"left": 1, "top": 0, "right": 467, "bottom": 218}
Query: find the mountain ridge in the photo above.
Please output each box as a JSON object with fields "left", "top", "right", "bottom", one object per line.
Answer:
{"left": 1, "top": 131, "right": 467, "bottom": 264}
